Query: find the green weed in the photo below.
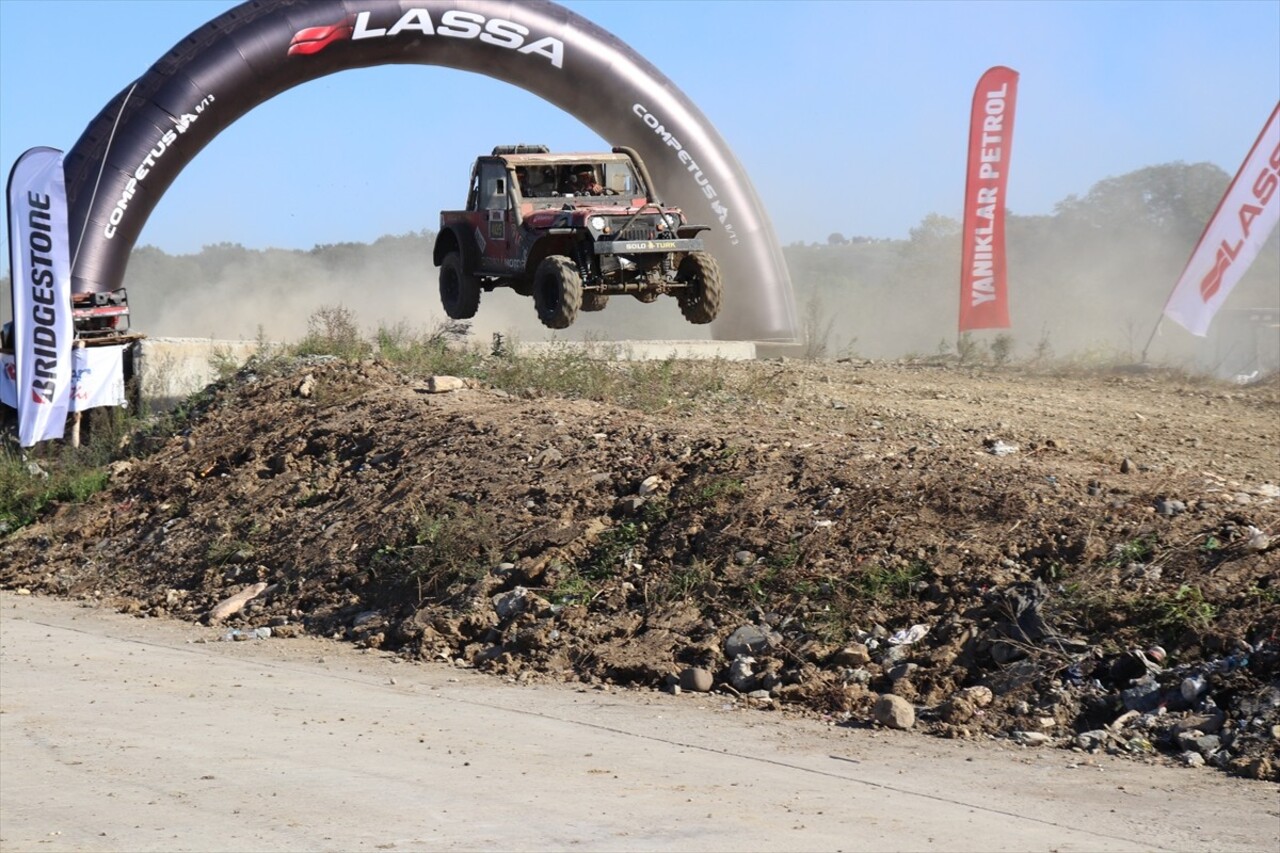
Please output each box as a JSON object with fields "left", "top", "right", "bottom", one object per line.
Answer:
{"left": 852, "top": 560, "right": 926, "bottom": 603}
{"left": 1144, "top": 585, "right": 1218, "bottom": 636}
{"left": 371, "top": 502, "right": 501, "bottom": 602}
{"left": 1108, "top": 536, "right": 1156, "bottom": 566}
{"left": 0, "top": 444, "right": 112, "bottom": 536}
{"left": 550, "top": 567, "right": 596, "bottom": 606}
{"left": 582, "top": 521, "right": 641, "bottom": 581}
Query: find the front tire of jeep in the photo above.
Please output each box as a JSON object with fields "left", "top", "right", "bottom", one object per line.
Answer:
{"left": 440, "top": 251, "right": 481, "bottom": 320}
{"left": 533, "top": 256, "right": 582, "bottom": 329}
{"left": 676, "top": 251, "right": 722, "bottom": 324}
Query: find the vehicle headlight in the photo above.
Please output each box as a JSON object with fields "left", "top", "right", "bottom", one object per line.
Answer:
{"left": 589, "top": 216, "right": 606, "bottom": 231}
{"left": 663, "top": 213, "right": 681, "bottom": 229}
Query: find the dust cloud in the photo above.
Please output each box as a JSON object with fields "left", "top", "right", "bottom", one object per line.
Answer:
{"left": 784, "top": 226, "right": 1279, "bottom": 378}
{"left": 127, "top": 239, "right": 706, "bottom": 351}
{"left": 7, "top": 207, "right": 1273, "bottom": 383}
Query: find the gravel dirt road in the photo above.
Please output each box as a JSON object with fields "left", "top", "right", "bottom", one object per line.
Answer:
{"left": 2, "top": 590, "right": 1277, "bottom": 853}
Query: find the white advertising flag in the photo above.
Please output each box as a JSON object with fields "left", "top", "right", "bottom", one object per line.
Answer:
{"left": 0, "top": 354, "right": 16, "bottom": 408}
{"left": 2, "top": 347, "right": 126, "bottom": 413}
{"left": 7, "top": 146, "right": 73, "bottom": 445}
{"left": 70, "top": 345, "right": 128, "bottom": 411}
{"left": 1164, "top": 103, "right": 1280, "bottom": 337}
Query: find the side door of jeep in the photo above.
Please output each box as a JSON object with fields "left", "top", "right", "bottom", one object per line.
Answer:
{"left": 474, "top": 159, "right": 520, "bottom": 277}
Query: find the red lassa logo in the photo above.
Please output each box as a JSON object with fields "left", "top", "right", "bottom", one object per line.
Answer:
{"left": 288, "top": 16, "right": 354, "bottom": 55}
{"left": 3, "top": 361, "right": 15, "bottom": 382}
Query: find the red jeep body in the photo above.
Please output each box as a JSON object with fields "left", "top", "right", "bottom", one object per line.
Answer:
{"left": 434, "top": 145, "right": 722, "bottom": 329}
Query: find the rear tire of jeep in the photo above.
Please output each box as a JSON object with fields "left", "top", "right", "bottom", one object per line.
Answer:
{"left": 439, "top": 251, "right": 480, "bottom": 320}
{"left": 533, "top": 256, "right": 582, "bottom": 329}
{"left": 582, "top": 293, "right": 609, "bottom": 312}
{"left": 676, "top": 252, "right": 722, "bottom": 324}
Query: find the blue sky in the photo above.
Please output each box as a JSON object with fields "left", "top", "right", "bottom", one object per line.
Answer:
{"left": 1, "top": 0, "right": 1277, "bottom": 270}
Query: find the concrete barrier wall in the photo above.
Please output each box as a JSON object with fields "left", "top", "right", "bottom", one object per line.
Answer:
{"left": 138, "top": 338, "right": 263, "bottom": 409}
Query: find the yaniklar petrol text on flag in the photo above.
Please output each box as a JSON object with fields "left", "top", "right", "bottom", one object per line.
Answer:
{"left": 1163, "top": 102, "right": 1280, "bottom": 337}
{"left": 958, "top": 66, "right": 1019, "bottom": 332}
{"left": 6, "top": 146, "right": 73, "bottom": 446}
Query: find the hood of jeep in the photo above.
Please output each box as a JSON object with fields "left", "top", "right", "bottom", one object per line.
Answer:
{"left": 522, "top": 202, "right": 674, "bottom": 229}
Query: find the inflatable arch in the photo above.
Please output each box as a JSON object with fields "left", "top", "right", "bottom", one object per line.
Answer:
{"left": 63, "top": 0, "right": 797, "bottom": 342}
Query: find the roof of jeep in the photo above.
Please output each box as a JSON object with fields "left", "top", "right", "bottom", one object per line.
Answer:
{"left": 488, "top": 152, "right": 635, "bottom": 167}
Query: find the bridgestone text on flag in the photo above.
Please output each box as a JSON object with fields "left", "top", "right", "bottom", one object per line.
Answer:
{"left": 6, "top": 147, "right": 73, "bottom": 446}
{"left": 959, "top": 66, "right": 1019, "bottom": 332}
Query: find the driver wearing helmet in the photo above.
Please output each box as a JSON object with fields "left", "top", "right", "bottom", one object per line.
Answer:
{"left": 573, "top": 166, "right": 603, "bottom": 196}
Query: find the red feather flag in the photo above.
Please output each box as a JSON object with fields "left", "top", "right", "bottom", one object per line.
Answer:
{"left": 958, "top": 66, "right": 1019, "bottom": 331}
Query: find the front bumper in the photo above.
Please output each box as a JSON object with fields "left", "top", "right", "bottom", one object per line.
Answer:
{"left": 593, "top": 237, "right": 704, "bottom": 255}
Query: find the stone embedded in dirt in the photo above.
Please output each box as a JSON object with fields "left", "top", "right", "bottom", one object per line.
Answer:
{"left": 295, "top": 374, "right": 316, "bottom": 398}
{"left": 1155, "top": 497, "right": 1187, "bottom": 516}
{"left": 1013, "top": 731, "right": 1052, "bottom": 746}
{"left": 959, "top": 686, "right": 994, "bottom": 707}
{"left": 888, "top": 663, "right": 918, "bottom": 682}
{"left": 1171, "top": 711, "right": 1227, "bottom": 736}
{"left": 880, "top": 644, "right": 910, "bottom": 667}
{"left": 724, "top": 625, "right": 770, "bottom": 658}
{"left": 207, "top": 582, "right": 268, "bottom": 624}
{"left": 941, "top": 695, "right": 977, "bottom": 724}
{"left": 533, "top": 447, "right": 563, "bottom": 467}
{"left": 1181, "top": 675, "right": 1208, "bottom": 702}
{"left": 426, "top": 375, "right": 466, "bottom": 393}
{"left": 679, "top": 667, "right": 714, "bottom": 693}
{"left": 616, "top": 496, "right": 646, "bottom": 515}
{"left": 729, "top": 656, "right": 756, "bottom": 692}
{"left": 1181, "top": 733, "right": 1222, "bottom": 757}
{"left": 1120, "top": 457, "right": 1134, "bottom": 473}
{"left": 492, "top": 587, "right": 533, "bottom": 620}
{"left": 873, "top": 694, "right": 915, "bottom": 730}
{"left": 831, "top": 644, "right": 872, "bottom": 667}
{"left": 1075, "top": 730, "right": 1111, "bottom": 751}
{"left": 638, "top": 475, "right": 662, "bottom": 496}
{"left": 1121, "top": 675, "right": 1164, "bottom": 712}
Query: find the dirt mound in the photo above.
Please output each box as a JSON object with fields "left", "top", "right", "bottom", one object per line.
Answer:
{"left": 3, "top": 355, "right": 1277, "bottom": 781}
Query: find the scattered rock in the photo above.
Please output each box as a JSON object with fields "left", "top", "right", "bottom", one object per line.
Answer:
{"left": 207, "top": 582, "right": 268, "bottom": 624}
{"left": 729, "top": 656, "right": 756, "bottom": 692}
{"left": 1013, "top": 731, "right": 1052, "bottom": 747}
{"left": 831, "top": 644, "right": 872, "bottom": 667}
{"left": 679, "top": 667, "right": 714, "bottom": 693}
{"left": 427, "top": 375, "right": 466, "bottom": 393}
{"left": 873, "top": 694, "right": 915, "bottom": 730}
{"left": 724, "top": 625, "right": 770, "bottom": 658}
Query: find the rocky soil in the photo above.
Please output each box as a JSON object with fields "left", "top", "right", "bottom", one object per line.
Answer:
{"left": 2, "top": 354, "right": 1277, "bottom": 781}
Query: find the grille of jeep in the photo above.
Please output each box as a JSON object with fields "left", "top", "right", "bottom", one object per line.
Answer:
{"left": 617, "top": 223, "right": 658, "bottom": 241}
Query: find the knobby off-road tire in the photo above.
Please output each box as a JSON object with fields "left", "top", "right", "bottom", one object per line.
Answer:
{"left": 677, "top": 251, "right": 723, "bottom": 324}
{"left": 582, "top": 292, "right": 609, "bottom": 312}
{"left": 533, "top": 256, "right": 582, "bottom": 329}
{"left": 439, "top": 251, "right": 481, "bottom": 320}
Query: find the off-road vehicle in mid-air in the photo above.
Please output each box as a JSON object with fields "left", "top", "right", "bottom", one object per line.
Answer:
{"left": 434, "top": 145, "right": 722, "bottom": 329}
